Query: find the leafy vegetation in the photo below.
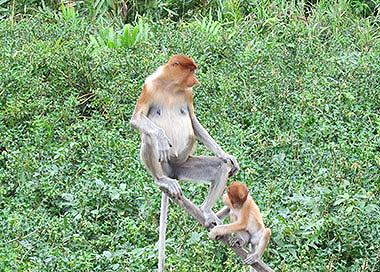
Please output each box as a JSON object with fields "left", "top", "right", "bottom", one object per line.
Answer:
{"left": 0, "top": 1, "right": 379, "bottom": 271}
{"left": 90, "top": 18, "right": 150, "bottom": 50}
{"left": 1, "top": 0, "right": 380, "bottom": 22}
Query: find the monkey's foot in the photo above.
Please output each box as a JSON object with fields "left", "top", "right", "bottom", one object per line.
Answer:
{"left": 201, "top": 210, "right": 221, "bottom": 228}
{"left": 156, "top": 177, "right": 182, "bottom": 197}
{"left": 243, "top": 253, "right": 259, "bottom": 265}
{"left": 229, "top": 237, "right": 247, "bottom": 248}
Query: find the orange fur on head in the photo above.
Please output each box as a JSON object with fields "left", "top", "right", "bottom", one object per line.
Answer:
{"left": 227, "top": 182, "right": 248, "bottom": 208}
{"left": 166, "top": 55, "right": 199, "bottom": 87}
{"left": 167, "top": 54, "right": 197, "bottom": 71}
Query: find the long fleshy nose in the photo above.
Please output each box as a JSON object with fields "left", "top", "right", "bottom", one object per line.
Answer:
{"left": 188, "top": 75, "right": 199, "bottom": 87}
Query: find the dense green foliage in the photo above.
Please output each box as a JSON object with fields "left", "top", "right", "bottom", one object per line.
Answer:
{"left": 0, "top": 1, "right": 379, "bottom": 271}
{"left": 1, "top": 0, "right": 380, "bottom": 22}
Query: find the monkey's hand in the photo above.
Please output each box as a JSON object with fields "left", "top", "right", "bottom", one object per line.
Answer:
{"left": 243, "top": 253, "right": 259, "bottom": 265}
{"left": 202, "top": 210, "right": 222, "bottom": 228}
{"left": 156, "top": 177, "right": 182, "bottom": 197}
{"left": 153, "top": 129, "right": 172, "bottom": 162}
{"left": 220, "top": 154, "right": 240, "bottom": 177}
{"left": 208, "top": 226, "right": 224, "bottom": 240}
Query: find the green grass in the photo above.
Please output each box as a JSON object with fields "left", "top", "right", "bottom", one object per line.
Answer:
{"left": 0, "top": 2, "right": 380, "bottom": 271}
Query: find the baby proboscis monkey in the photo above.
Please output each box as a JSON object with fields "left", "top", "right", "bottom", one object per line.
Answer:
{"left": 209, "top": 182, "right": 271, "bottom": 266}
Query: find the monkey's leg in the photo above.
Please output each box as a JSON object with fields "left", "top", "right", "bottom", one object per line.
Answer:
{"left": 140, "top": 138, "right": 180, "bottom": 272}
{"left": 158, "top": 193, "right": 169, "bottom": 272}
{"left": 140, "top": 137, "right": 181, "bottom": 196}
{"left": 244, "top": 228, "right": 271, "bottom": 266}
{"left": 172, "top": 156, "right": 233, "bottom": 227}
{"left": 255, "top": 228, "right": 271, "bottom": 259}
{"left": 216, "top": 206, "right": 230, "bottom": 220}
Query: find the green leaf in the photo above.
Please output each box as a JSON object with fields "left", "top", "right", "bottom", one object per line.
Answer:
{"left": 103, "top": 251, "right": 112, "bottom": 259}
{"left": 131, "top": 25, "right": 139, "bottom": 46}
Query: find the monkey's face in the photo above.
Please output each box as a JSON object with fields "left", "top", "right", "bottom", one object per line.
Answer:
{"left": 166, "top": 55, "right": 199, "bottom": 88}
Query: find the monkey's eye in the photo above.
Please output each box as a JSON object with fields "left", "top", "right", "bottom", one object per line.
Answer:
{"left": 172, "top": 62, "right": 179, "bottom": 66}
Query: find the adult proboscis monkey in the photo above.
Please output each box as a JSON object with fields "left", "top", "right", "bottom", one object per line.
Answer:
{"left": 130, "top": 55, "right": 239, "bottom": 271}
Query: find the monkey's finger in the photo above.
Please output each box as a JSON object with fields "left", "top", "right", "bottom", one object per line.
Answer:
{"left": 163, "top": 150, "right": 168, "bottom": 162}
{"left": 173, "top": 182, "right": 182, "bottom": 197}
{"left": 165, "top": 149, "right": 170, "bottom": 162}
{"left": 177, "top": 184, "right": 182, "bottom": 195}
{"left": 158, "top": 150, "right": 164, "bottom": 162}
{"left": 172, "top": 186, "right": 179, "bottom": 197}
{"left": 215, "top": 235, "right": 223, "bottom": 240}
{"left": 244, "top": 255, "right": 258, "bottom": 265}
{"left": 229, "top": 157, "right": 238, "bottom": 168}
{"left": 230, "top": 238, "right": 242, "bottom": 247}
{"left": 169, "top": 183, "right": 180, "bottom": 197}
{"left": 228, "top": 167, "right": 237, "bottom": 177}
{"left": 161, "top": 150, "right": 167, "bottom": 162}
{"left": 167, "top": 184, "right": 174, "bottom": 196}
{"left": 161, "top": 151, "right": 166, "bottom": 162}
{"left": 172, "top": 183, "right": 180, "bottom": 195}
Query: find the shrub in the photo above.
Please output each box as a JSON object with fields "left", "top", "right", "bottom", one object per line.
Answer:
{"left": 0, "top": 2, "right": 379, "bottom": 271}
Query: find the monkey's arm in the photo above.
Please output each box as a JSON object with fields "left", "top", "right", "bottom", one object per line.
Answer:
{"left": 130, "top": 89, "right": 172, "bottom": 162}
{"left": 189, "top": 111, "right": 239, "bottom": 175}
{"left": 130, "top": 113, "right": 173, "bottom": 163}
{"left": 131, "top": 113, "right": 160, "bottom": 135}
{"left": 209, "top": 220, "right": 247, "bottom": 239}
{"left": 190, "top": 114, "right": 225, "bottom": 156}
{"left": 130, "top": 86, "right": 163, "bottom": 135}
{"left": 130, "top": 111, "right": 172, "bottom": 141}
{"left": 209, "top": 205, "right": 249, "bottom": 239}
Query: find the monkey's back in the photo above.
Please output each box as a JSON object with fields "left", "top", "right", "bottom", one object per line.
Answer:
{"left": 246, "top": 198, "right": 265, "bottom": 235}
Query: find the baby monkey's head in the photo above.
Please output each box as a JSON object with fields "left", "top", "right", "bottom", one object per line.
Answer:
{"left": 223, "top": 181, "right": 249, "bottom": 209}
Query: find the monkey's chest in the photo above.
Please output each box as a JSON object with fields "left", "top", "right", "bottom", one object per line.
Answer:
{"left": 230, "top": 209, "right": 242, "bottom": 220}
{"left": 148, "top": 105, "right": 195, "bottom": 156}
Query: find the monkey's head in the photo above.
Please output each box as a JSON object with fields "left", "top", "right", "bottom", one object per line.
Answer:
{"left": 164, "top": 54, "right": 199, "bottom": 88}
{"left": 224, "top": 182, "right": 249, "bottom": 209}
